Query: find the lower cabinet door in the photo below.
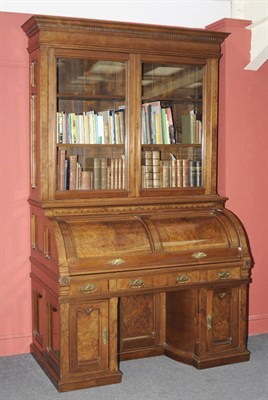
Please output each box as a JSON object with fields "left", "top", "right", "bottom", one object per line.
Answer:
{"left": 69, "top": 300, "right": 109, "bottom": 374}
{"left": 119, "top": 293, "right": 164, "bottom": 358}
{"left": 204, "top": 286, "right": 240, "bottom": 354}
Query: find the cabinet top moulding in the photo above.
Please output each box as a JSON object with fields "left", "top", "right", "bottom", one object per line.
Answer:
{"left": 21, "top": 15, "right": 229, "bottom": 57}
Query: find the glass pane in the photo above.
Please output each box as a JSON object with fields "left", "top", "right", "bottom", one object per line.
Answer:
{"left": 56, "top": 58, "right": 127, "bottom": 192}
{"left": 141, "top": 62, "right": 203, "bottom": 189}
{"left": 57, "top": 58, "right": 125, "bottom": 97}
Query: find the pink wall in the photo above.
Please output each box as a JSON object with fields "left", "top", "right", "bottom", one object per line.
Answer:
{"left": 0, "top": 12, "right": 31, "bottom": 355}
{"left": 0, "top": 13, "right": 267, "bottom": 356}
{"left": 208, "top": 18, "right": 268, "bottom": 334}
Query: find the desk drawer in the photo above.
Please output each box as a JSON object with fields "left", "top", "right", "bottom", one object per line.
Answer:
{"left": 167, "top": 270, "right": 199, "bottom": 286}
{"left": 70, "top": 277, "right": 108, "bottom": 296}
{"left": 113, "top": 275, "right": 154, "bottom": 291}
{"left": 201, "top": 267, "right": 240, "bottom": 282}
{"left": 111, "top": 270, "right": 199, "bottom": 292}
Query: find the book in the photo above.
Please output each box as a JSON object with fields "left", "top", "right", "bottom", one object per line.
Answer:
{"left": 195, "top": 119, "right": 202, "bottom": 144}
{"left": 161, "top": 108, "right": 170, "bottom": 144}
{"left": 182, "top": 112, "right": 196, "bottom": 144}
{"left": 115, "top": 108, "right": 125, "bottom": 144}
{"left": 152, "top": 150, "right": 160, "bottom": 188}
{"left": 189, "top": 160, "right": 197, "bottom": 187}
{"left": 70, "top": 113, "right": 77, "bottom": 144}
{"left": 142, "top": 106, "right": 147, "bottom": 144}
{"left": 98, "top": 110, "right": 110, "bottom": 144}
{"left": 196, "top": 160, "right": 202, "bottom": 187}
{"left": 83, "top": 112, "right": 89, "bottom": 144}
{"left": 100, "top": 158, "right": 107, "bottom": 189}
{"left": 169, "top": 154, "right": 177, "bottom": 188}
{"left": 56, "top": 111, "right": 63, "bottom": 143}
{"left": 142, "top": 103, "right": 153, "bottom": 144}
{"left": 182, "top": 159, "right": 190, "bottom": 187}
{"left": 121, "top": 155, "right": 126, "bottom": 190}
{"left": 86, "top": 111, "right": 95, "bottom": 144}
{"left": 69, "top": 154, "right": 78, "bottom": 190}
{"left": 143, "top": 150, "right": 153, "bottom": 188}
{"left": 176, "top": 159, "right": 183, "bottom": 187}
{"left": 81, "top": 171, "right": 91, "bottom": 190}
{"left": 162, "top": 160, "right": 170, "bottom": 188}
{"left": 93, "top": 158, "right": 101, "bottom": 189}
{"left": 64, "top": 159, "right": 69, "bottom": 190}
{"left": 57, "top": 149, "right": 66, "bottom": 190}
{"left": 165, "top": 107, "right": 175, "bottom": 144}
{"left": 150, "top": 102, "right": 162, "bottom": 144}
{"left": 76, "top": 162, "right": 82, "bottom": 189}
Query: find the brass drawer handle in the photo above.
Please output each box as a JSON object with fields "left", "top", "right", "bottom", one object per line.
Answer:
{"left": 107, "top": 258, "right": 125, "bottom": 266}
{"left": 129, "top": 279, "right": 144, "bottom": 288}
{"left": 191, "top": 252, "right": 207, "bottom": 259}
{"left": 80, "top": 283, "right": 97, "bottom": 293}
{"left": 219, "top": 271, "right": 232, "bottom": 280}
{"left": 176, "top": 274, "right": 190, "bottom": 284}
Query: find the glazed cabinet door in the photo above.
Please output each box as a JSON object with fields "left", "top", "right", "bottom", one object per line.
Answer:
{"left": 139, "top": 57, "right": 209, "bottom": 196}
{"left": 53, "top": 50, "right": 131, "bottom": 200}
{"left": 69, "top": 300, "right": 109, "bottom": 374}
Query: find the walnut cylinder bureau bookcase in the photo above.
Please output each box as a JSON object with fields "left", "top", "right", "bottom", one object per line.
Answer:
{"left": 22, "top": 15, "right": 253, "bottom": 392}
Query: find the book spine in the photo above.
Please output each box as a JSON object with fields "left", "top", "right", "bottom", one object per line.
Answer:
{"left": 107, "top": 162, "right": 111, "bottom": 190}
{"left": 57, "top": 149, "right": 66, "bottom": 191}
{"left": 196, "top": 160, "right": 202, "bottom": 187}
{"left": 76, "top": 162, "right": 82, "bottom": 189}
{"left": 170, "top": 159, "right": 177, "bottom": 188}
{"left": 114, "top": 158, "right": 119, "bottom": 189}
{"left": 64, "top": 159, "right": 69, "bottom": 190}
{"left": 176, "top": 159, "right": 183, "bottom": 187}
{"left": 182, "top": 159, "right": 190, "bottom": 187}
{"left": 162, "top": 160, "right": 170, "bottom": 188}
{"left": 110, "top": 158, "right": 115, "bottom": 189}
{"left": 69, "top": 154, "right": 77, "bottom": 190}
{"left": 165, "top": 107, "right": 175, "bottom": 144}
{"left": 93, "top": 158, "right": 101, "bottom": 189}
{"left": 100, "top": 158, "right": 107, "bottom": 189}
{"left": 118, "top": 158, "right": 122, "bottom": 189}
{"left": 57, "top": 112, "right": 63, "bottom": 143}
{"left": 144, "top": 150, "right": 153, "bottom": 188}
{"left": 81, "top": 171, "right": 90, "bottom": 190}
{"left": 189, "top": 160, "right": 197, "bottom": 187}
{"left": 122, "top": 156, "right": 125, "bottom": 190}
{"left": 152, "top": 150, "right": 160, "bottom": 188}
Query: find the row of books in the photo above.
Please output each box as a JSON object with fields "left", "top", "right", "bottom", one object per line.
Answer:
{"left": 142, "top": 101, "right": 202, "bottom": 145}
{"left": 57, "top": 103, "right": 201, "bottom": 147}
{"left": 142, "top": 101, "right": 176, "bottom": 145}
{"left": 57, "top": 149, "right": 125, "bottom": 191}
{"left": 56, "top": 108, "right": 125, "bottom": 145}
{"left": 141, "top": 150, "right": 202, "bottom": 188}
